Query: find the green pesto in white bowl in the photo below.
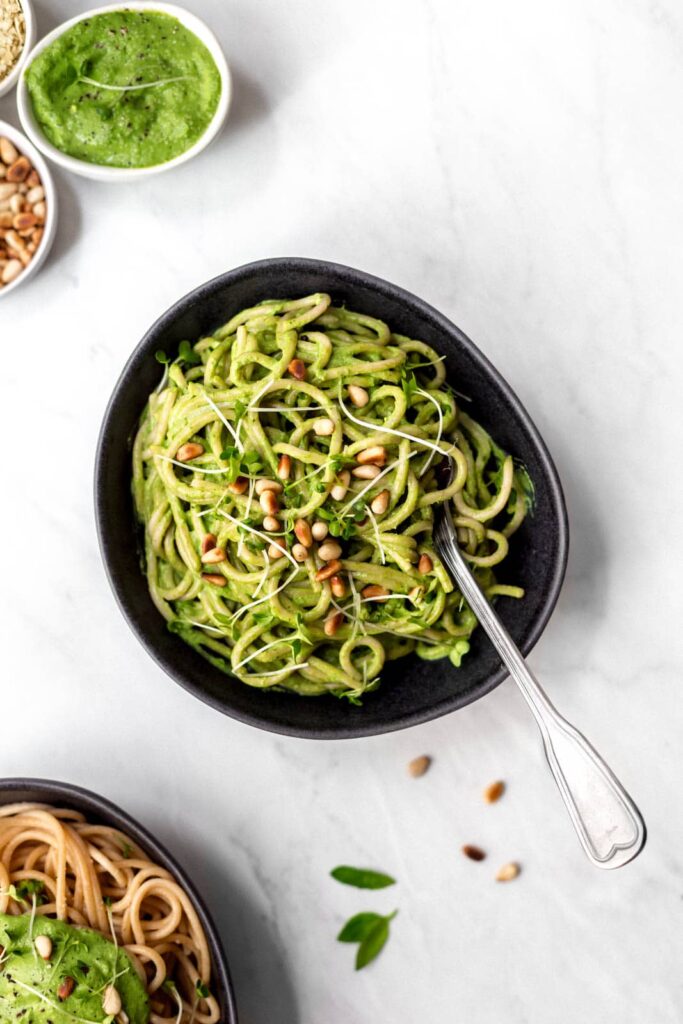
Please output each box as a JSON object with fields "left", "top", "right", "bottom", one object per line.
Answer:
{"left": 17, "top": 3, "right": 231, "bottom": 181}
{"left": 24, "top": 9, "right": 220, "bottom": 168}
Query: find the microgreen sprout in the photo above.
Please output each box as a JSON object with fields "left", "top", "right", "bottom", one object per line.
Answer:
{"left": 79, "top": 74, "right": 191, "bottom": 92}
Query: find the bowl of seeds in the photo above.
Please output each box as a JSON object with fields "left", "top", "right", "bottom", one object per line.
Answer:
{"left": 0, "top": 0, "right": 34, "bottom": 98}
{"left": 0, "top": 120, "right": 57, "bottom": 296}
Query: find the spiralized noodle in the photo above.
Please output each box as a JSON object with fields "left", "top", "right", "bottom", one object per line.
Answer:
{"left": 132, "top": 293, "right": 532, "bottom": 700}
{"left": 0, "top": 805, "right": 219, "bottom": 1024}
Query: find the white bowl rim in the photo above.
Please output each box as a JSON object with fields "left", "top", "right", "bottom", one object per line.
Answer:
{"left": 0, "top": 0, "right": 36, "bottom": 99}
{"left": 16, "top": 1, "right": 231, "bottom": 181}
{"left": 0, "top": 118, "right": 57, "bottom": 299}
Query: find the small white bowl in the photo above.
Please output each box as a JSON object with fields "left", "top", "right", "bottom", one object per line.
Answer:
{"left": 0, "top": 120, "right": 57, "bottom": 299}
{"left": 16, "top": 2, "right": 231, "bottom": 181}
{"left": 0, "top": 0, "right": 36, "bottom": 99}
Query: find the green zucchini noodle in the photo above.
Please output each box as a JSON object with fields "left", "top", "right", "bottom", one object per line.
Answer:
{"left": 132, "top": 293, "right": 532, "bottom": 701}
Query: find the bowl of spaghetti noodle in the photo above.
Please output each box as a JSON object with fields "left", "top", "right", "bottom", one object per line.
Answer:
{"left": 95, "top": 257, "right": 568, "bottom": 738}
{"left": 0, "top": 778, "right": 238, "bottom": 1024}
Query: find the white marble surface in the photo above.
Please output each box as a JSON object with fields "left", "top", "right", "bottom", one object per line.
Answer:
{"left": 2, "top": 0, "right": 682, "bottom": 1020}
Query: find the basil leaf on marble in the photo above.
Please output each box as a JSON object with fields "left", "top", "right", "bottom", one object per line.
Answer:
{"left": 337, "top": 912, "right": 383, "bottom": 944}
{"left": 330, "top": 866, "right": 396, "bottom": 889}
{"left": 351, "top": 911, "right": 397, "bottom": 970}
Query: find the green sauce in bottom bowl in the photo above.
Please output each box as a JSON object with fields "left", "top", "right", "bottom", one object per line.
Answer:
{"left": 24, "top": 9, "right": 222, "bottom": 169}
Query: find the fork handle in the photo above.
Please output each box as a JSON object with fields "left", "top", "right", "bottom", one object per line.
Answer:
{"left": 437, "top": 538, "right": 646, "bottom": 868}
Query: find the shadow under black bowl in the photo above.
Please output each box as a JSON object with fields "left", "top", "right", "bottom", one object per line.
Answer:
{"left": 0, "top": 778, "right": 238, "bottom": 1024}
{"left": 95, "top": 257, "right": 569, "bottom": 739}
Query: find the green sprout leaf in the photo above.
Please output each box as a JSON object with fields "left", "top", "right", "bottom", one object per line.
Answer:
{"left": 14, "top": 879, "right": 45, "bottom": 904}
{"left": 337, "top": 912, "right": 383, "bottom": 943}
{"left": 154, "top": 350, "right": 170, "bottom": 365}
{"left": 336, "top": 910, "right": 398, "bottom": 970}
{"left": 355, "top": 912, "right": 396, "bottom": 970}
{"left": 178, "top": 340, "right": 202, "bottom": 366}
{"left": 400, "top": 368, "right": 418, "bottom": 404}
{"left": 253, "top": 611, "right": 276, "bottom": 626}
{"left": 330, "top": 866, "right": 396, "bottom": 889}
{"left": 219, "top": 445, "right": 241, "bottom": 484}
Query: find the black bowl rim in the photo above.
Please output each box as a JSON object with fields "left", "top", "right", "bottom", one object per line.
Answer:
{"left": 0, "top": 777, "right": 239, "bottom": 1024}
{"left": 94, "top": 256, "right": 569, "bottom": 739}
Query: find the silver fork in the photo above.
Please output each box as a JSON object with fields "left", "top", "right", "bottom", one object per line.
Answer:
{"left": 433, "top": 478, "right": 646, "bottom": 869}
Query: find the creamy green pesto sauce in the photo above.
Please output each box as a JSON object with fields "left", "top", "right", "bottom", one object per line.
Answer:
{"left": 0, "top": 913, "right": 149, "bottom": 1024}
{"left": 25, "top": 10, "right": 221, "bottom": 168}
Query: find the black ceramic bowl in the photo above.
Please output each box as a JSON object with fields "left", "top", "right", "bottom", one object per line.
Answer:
{"left": 95, "top": 257, "right": 568, "bottom": 739}
{"left": 0, "top": 778, "right": 238, "bottom": 1023}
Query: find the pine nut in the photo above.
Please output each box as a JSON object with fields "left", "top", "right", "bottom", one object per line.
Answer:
{"left": 32, "top": 200, "right": 46, "bottom": 220}
{"left": 7, "top": 157, "right": 31, "bottom": 183}
{"left": 495, "top": 862, "right": 520, "bottom": 882}
{"left": 330, "top": 470, "right": 350, "bottom": 501}
{"left": 26, "top": 185, "right": 44, "bottom": 204}
{"left": 0, "top": 138, "right": 18, "bottom": 165}
{"left": 318, "top": 540, "right": 342, "bottom": 561}
{"left": 102, "top": 986, "right": 122, "bottom": 1017}
{"left": 311, "top": 521, "right": 328, "bottom": 541}
{"left": 259, "top": 490, "right": 279, "bottom": 515}
{"left": 294, "top": 519, "right": 312, "bottom": 547}
{"left": 276, "top": 454, "right": 291, "bottom": 480}
{"left": 352, "top": 464, "right": 381, "bottom": 479}
{"left": 0, "top": 183, "right": 17, "bottom": 201}
{"left": 462, "top": 845, "right": 486, "bottom": 862}
{"left": 34, "top": 935, "right": 52, "bottom": 960}
{"left": 370, "top": 489, "right": 390, "bottom": 515}
{"left": 9, "top": 193, "right": 23, "bottom": 214}
{"left": 176, "top": 442, "right": 204, "bottom": 462}
{"left": 348, "top": 385, "right": 369, "bottom": 407}
{"left": 408, "top": 586, "right": 423, "bottom": 603}
{"left": 408, "top": 755, "right": 431, "bottom": 778}
{"left": 484, "top": 780, "right": 506, "bottom": 804}
{"left": 268, "top": 542, "right": 287, "bottom": 560}
{"left": 202, "top": 573, "right": 226, "bottom": 587}
{"left": 201, "top": 547, "right": 226, "bottom": 564}
{"left": 13, "top": 211, "right": 36, "bottom": 231}
{"left": 228, "top": 476, "right": 248, "bottom": 495}
{"left": 324, "top": 611, "right": 344, "bottom": 637}
{"left": 357, "top": 446, "right": 387, "bottom": 466}
{"left": 1, "top": 259, "right": 21, "bottom": 284}
{"left": 287, "top": 358, "right": 306, "bottom": 380}
{"left": 361, "top": 584, "right": 390, "bottom": 600}
{"left": 263, "top": 515, "right": 280, "bottom": 532}
{"left": 418, "top": 553, "right": 433, "bottom": 575}
{"left": 330, "top": 575, "right": 346, "bottom": 598}
{"left": 201, "top": 533, "right": 217, "bottom": 555}
{"left": 315, "top": 559, "right": 342, "bottom": 581}
{"left": 255, "top": 478, "right": 283, "bottom": 495}
{"left": 5, "top": 230, "right": 25, "bottom": 252}
{"left": 313, "top": 417, "right": 335, "bottom": 436}
{"left": 58, "top": 978, "right": 75, "bottom": 1001}
{"left": 292, "top": 543, "right": 309, "bottom": 562}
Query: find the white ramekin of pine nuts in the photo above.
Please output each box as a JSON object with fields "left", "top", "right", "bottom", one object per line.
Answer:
{"left": 0, "top": 120, "right": 56, "bottom": 297}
